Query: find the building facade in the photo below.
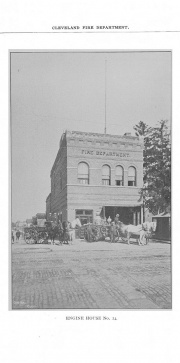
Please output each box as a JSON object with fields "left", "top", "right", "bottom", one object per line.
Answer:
{"left": 46, "top": 130, "right": 144, "bottom": 225}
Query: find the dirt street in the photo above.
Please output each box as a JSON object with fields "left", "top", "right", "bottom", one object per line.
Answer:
{"left": 11, "top": 238, "right": 171, "bottom": 309}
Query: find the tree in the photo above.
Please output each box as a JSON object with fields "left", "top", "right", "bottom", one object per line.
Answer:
{"left": 134, "top": 120, "right": 171, "bottom": 215}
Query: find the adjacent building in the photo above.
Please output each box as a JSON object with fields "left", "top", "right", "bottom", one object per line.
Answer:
{"left": 46, "top": 130, "right": 144, "bottom": 225}
{"left": 152, "top": 212, "right": 171, "bottom": 241}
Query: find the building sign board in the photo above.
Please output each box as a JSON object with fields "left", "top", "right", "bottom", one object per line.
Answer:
{"left": 81, "top": 149, "right": 130, "bottom": 158}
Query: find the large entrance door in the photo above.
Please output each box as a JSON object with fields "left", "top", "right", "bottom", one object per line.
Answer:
{"left": 104, "top": 206, "right": 141, "bottom": 225}
{"left": 75, "top": 209, "right": 93, "bottom": 225}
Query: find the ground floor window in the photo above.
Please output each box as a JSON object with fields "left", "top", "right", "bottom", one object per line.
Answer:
{"left": 75, "top": 209, "right": 93, "bottom": 225}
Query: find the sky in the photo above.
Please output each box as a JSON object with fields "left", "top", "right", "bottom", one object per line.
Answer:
{"left": 11, "top": 51, "right": 171, "bottom": 221}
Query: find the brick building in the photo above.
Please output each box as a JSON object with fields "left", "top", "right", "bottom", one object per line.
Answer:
{"left": 46, "top": 130, "right": 144, "bottom": 225}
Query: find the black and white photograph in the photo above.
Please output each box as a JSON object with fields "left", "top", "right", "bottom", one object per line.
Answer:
{"left": 11, "top": 50, "right": 171, "bottom": 310}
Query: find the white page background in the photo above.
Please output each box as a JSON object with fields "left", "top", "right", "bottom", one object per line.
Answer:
{"left": 0, "top": 1, "right": 180, "bottom": 362}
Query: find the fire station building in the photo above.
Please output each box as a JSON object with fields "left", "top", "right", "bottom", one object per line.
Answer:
{"left": 46, "top": 130, "right": 144, "bottom": 225}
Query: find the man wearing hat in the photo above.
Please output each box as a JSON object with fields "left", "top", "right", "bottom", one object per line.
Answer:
{"left": 114, "top": 214, "right": 120, "bottom": 225}
{"left": 114, "top": 214, "right": 120, "bottom": 240}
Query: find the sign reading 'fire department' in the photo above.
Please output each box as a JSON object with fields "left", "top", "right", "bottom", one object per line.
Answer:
{"left": 81, "top": 149, "right": 130, "bottom": 158}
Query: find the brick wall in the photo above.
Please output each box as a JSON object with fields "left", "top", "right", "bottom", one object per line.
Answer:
{"left": 47, "top": 130, "right": 143, "bottom": 222}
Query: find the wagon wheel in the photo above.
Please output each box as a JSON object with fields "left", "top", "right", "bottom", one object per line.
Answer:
{"left": 100, "top": 226, "right": 106, "bottom": 233}
{"left": 26, "top": 238, "right": 36, "bottom": 244}
{"left": 100, "top": 226, "right": 107, "bottom": 239}
{"left": 43, "top": 235, "right": 49, "bottom": 244}
{"left": 37, "top": 238, "right": 43, "bottom": 244}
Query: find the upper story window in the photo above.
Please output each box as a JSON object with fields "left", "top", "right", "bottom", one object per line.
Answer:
{"left": 102, "top": 165, "right": 111, "bottom": 185}
{"left": 115, "top": 166, "right": 124, "bottom": 186}
{"left": 78, "top": 162, "right": 89, "bottom": 184}
{"left": 128, "top": 166, "right": 136, "bottom": 186}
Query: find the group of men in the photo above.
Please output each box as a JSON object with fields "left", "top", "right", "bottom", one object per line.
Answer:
{"left": 107, "top": 214, "right": 120, "bottom": 225}
{"left": 85, "top": 214, "right": 121, "bottom": 242}
{"left": 12, "top": 230, "right": 21, "bottom": 243}
{"left": 94, "top": 213, "right": 120, "bottom": 226}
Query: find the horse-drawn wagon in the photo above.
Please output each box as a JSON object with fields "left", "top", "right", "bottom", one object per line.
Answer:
{"left": 83, "top": 223, "right": 111, "bottom": 242}
{"left": 24, "top": 218, "right": 82, "bottom": 245}
{"left": 82, "top": 220, "right": 157, "bottom": 245}
{"left": 24, "top": 226, "right": 48, "bottom": 244}
{"left": 82, "top": 223, "right": 122, "bottom": 243}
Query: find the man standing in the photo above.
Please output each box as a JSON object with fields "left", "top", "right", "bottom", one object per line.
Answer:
{"left": 114, "top": 214, "right": 120, "bottom": 240}
{"left": 114, "top": 214, "right": 120, "bottom": 225}
{"left": 110, "top": 222, "right": 116, "bottom": 243}
{"left": 107, "top": 216, "right": 112, "bottom": 225}
{"left": 16, "top": 230, "right": 20, "bottom": 241}
{"left": 86, "top": 223, "right": 92, "bottom": 242}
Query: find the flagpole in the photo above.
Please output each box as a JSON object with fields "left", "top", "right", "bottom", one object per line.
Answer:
{"left": 104, "top": 58, "right": 107, "bottom": 134}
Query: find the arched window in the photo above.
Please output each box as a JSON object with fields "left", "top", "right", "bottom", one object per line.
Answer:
{"left": 115, "top": 166, "right": 124, "bottom": 186}
{"left": 102, "top": 165, "right": 111, "bottom": 185}
{"left": 128, "top": 166, "right": 136, "bottom": 186}
{"left": 78, "top": 162, "right": 89, "bottom": 184}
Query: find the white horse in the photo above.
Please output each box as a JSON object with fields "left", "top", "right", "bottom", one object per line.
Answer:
{"left": 119, "top": 221, "right": 157, "bottom": 245}
{"left": 68, "top": 218, "right": 82, "bottom": 243}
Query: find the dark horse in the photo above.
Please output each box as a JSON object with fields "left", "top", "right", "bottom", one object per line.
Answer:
{"left": 47, "top": 222, "right": 63, "bottom": 244}
{"left": 47, "top": 221, "right": 72, "bottom": 245}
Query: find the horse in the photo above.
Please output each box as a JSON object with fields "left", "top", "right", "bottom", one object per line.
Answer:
{"left": 118, "top": 221, "right": 157, "bottom": 245}
{"left": 142, "top": 221, "right": 157, "bottom": 244}
{"left": 47, "top": 218, "right": 81, "bottom": 245}
{"left": 47, "top": 222, "right": 63, "bottom": 245}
